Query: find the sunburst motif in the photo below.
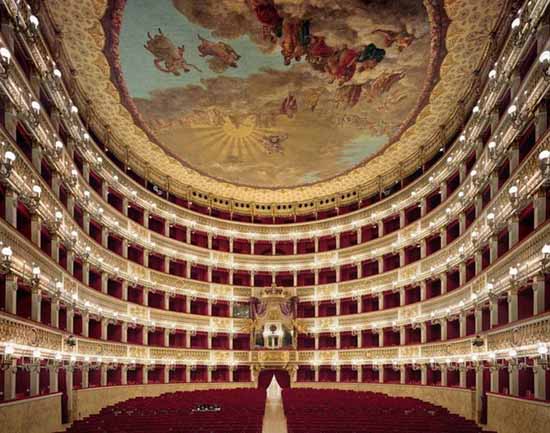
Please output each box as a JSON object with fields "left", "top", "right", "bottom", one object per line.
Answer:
{"left": 191, "top": 115, "right": 279, "bottom": 161}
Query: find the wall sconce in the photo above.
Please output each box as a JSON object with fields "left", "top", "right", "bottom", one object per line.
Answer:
{"left": 507, "top": 104, "right": 526, "bottom": 129}
{"left": 67, "top": 168, "right": 78, "bottom": 187}
{"left": 1, "top": 345, "right": 15, "bottom": 370}
{"left": 508, "top": 185, "right": 519, "bottom": 210}
{"left": 541, "top": 244, "right": 550, "bottom": 274}
{"left": 539, "top": 150, "right": 550, "bottom": 187}
{"left": 487, "top": 141, "right": 498, "bottom": 160}
{"left": 486, "top": 212, "right": 495, "bottom": 231}
{"left": 30, "top": 265, "right": 41, "bottom": 288}
{"left": 0, "top": 246, "right": 13, "bottom": 275}
{"left": 0, "top": 146, "right": 16, "bottom": 183}
{"left": 539, "top": 50, "right": 550, "bottom": 80}
{"left": 21, "top": 100, "right": 41, "bottom": 128}
{"left": 508, "top": 266, "right": 519, "bottom": 287}
{"left": 0, "top": 46, "right": 11, "bottom": 78}
{"left": 21, "top": 184, "right": 41, "bottom": 214}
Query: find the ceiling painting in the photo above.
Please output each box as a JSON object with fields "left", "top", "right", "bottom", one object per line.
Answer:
{"left": 104, "top": 0, "right": 448, "bottom": 188}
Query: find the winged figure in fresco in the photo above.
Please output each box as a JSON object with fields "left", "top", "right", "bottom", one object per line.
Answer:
{"left": 371, "top": 27, "right": 416, "bottom": 51}
{"left": 144, "top": 29, "right": 202, "bottom": 76}
{"left": 197, "top": 35, "right": 241, "bottom": 72}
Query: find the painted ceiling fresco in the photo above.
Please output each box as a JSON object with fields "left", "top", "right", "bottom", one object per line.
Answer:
{"left": 104, "top": 0, "right": 448, "bottom": 188}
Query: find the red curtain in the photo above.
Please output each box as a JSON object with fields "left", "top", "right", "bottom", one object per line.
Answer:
{"left": 258, "top": 369, "right": 290, "bottom": 389}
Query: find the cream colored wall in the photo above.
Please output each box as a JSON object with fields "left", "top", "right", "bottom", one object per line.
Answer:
{"left": 73, "top": 382, "right": 255, "bottom": 421}
{"left": 486, "top": 393, "right": 550, "bottom": 433}
{"left": 294, "top": 383, "right": 476, "bottom": 420}
{"left": 0, "top": 394, "right": 62, "bottom": 433}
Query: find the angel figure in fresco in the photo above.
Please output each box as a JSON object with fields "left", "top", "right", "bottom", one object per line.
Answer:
{"left": 262, "top": 133, "right": 288, "bottom": 154}
{"left": 246, "top": 0, "right": 283, "bottom": 42}
{"left": 324, "top": 46, "right": 359, "bottom": 85}
{"left": 281, "top": 19, "right": 311, "bottom": 65}
{"left": 371, "top": 27, "right": 416, "bottom": 51}
{"left": 197, "top": 35, "right": 241, "bottom": 71}
{"left": 144, "top": 29, "right": 202, "bottom": 76}
{"left": 280, "top": 93, "right": 298, "bottom": 118}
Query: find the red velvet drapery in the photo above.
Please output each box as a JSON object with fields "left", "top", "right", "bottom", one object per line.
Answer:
{"left": 258, "top": 369, "right": 290, "bottom": 389}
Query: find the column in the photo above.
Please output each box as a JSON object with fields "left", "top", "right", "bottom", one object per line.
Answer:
{"left": 440, "top": 320, "right": 448, "bottom": 341}
{"left": 399, "top": 327, "right": 406, "bottom": 345}
{"left": 164, "top": 366, "right": 170, "bottom": 384}
{"left": 51, "top": 235, "right": 60, "bottom": 263}
{"left": 508, "top": 216, "right": 519, "bottom": 249}
{"left": 142, "top": 366, "right": 148, "bottom": 384}
{"left": 400, "top": 366, "right": 406, "bottom": 384}
{"left": 421, "top": 365, "right": 428, "bottom": 385}
{"left": 82, "top": 366, "right": 89, "bottom": 389}
{"left": 51, "top": 300, "right": 60, "bottom": 329}
{"left": 164, "top": 329, "right": 170, "bottom": 347}
{"left": 459, "top": 367, "right": 466, "bottom": 388}
{"left": 31, "top": 143, "right": 42, "bottom": 174}
{"left": 314, "top": 366, "right": 319, "bottom": 382}
{"left": 474, "top": 307, "right": 483, "bottom": 334}
{"left": 66, "top": 307, "right": 74, "bottom": 334}
{"left": 534, "top": 190, "right": 547, "bottom": 229}
{"left": 534, "top": 360, "right": 547, "bottom": 401}
{"left": 378, "top": 367, "right": 384, "bottom": 384}
{"left": 440, "top": 365, "right": 448, "bottom": 387}
{"left": 420, "top": 323, "right": 427, "bottom": 344}
{"left": 459, "top": 313, "right": 466, "bottom": 338}
{"left": 4, "top": 275, "right": 17, "bottom": 315}
{"left": 31, "top": 288, "right": 42, "bottom": 322}
{"left": 101, "top": 272, "right": 108, "bottom": 294}
{"left": 100, "top": 364, "right": 108, "bottom": 387}
{"left": 121, "top": 322, "right": 128, "bottom": 343}
{"left": 489, "top": 235, "right": 498, "bottom": 264}
{"left": 121, "top": 280, "right": 128, "bottom": 301}
{"left": 533, "top": 275, "right": 546, "bottom": 315}
{"left": 508, "top": 365, "right": 519, "bottom": 396}
{"left": 2, "top": 359, "right": 16, "bottom": 401}
{"left": 82, "top": 312, "right": 90, "bottom": 337}
{"left": 65, "top": 366, "right": 75, "bottom": 422}
{"left": 475, "top": 366, "right": 483, "bottom": 423}
{"left": 440, "top": 273, "right": 447, "bottom": 294}
{"left": 508, "top": 289, "right": 518, "bottom": 323}
{"left": 4, "top": 189, "right": 17, "bottom": 228}
{"left": 101, "top": 318, "right": 108, "bottom": 340}
{"left": 508, "top": 143, "right": 519, "bottom": 173}
{"left": 29, "top": 363, "right": 40, "bottom": 396}
{"left": 30, "top": 214, "right": 42, "bottom": 247}
{"left": 185, "top": 367, "right": 191, "bottom": 383}
{"left": 458, "top": 213, "right": 466, "bottom": 236}
{"left": 121, "top": 365, "right": 128, "bottom": 385}
{"left": 490, "top": 366, "right": 499, "bottom": 393}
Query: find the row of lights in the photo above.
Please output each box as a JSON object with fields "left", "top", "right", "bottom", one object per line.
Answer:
{"left": 0, "top": 0, "right": 548, "bottom": 243}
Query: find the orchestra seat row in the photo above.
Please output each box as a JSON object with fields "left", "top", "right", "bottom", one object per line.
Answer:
{"left": 60, "top": 389, "right": 266, "bottom": 433}
{"left": 282, "top": 388, "right": 495, "bottom": 433}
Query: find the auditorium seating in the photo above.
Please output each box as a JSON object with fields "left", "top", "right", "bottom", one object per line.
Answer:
{"left": 60, "top": 389, "right": 266, "bottom": 433}
{"left": 282, "top": 389, "right": 495, "bottom": 433}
